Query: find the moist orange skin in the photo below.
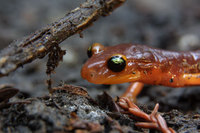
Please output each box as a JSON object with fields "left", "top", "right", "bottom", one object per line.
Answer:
{"left": 81, "top": 43, "right": 200, "bottom": 87}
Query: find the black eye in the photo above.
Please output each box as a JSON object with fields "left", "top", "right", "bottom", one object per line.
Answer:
{"left": 107, "top": 55, "right": 126, "bottom": 72}
{"left": 87, "top": 43, "right": 105, "bottom": 58}
{"left": 87, "top": 46, "right": 92, "bottom": 58}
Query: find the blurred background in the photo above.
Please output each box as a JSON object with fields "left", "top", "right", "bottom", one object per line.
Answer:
{"left": 0, "top": 0, "right": 200, "bottom": 111}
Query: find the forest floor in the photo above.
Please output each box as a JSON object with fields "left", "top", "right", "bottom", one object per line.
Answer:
{"left": 0, "top": 0, "right": 199, "bottom": 132}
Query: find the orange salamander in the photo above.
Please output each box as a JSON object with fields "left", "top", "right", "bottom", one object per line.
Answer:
{"left": 81, "top": 43, "right": 200, "bottom": 100}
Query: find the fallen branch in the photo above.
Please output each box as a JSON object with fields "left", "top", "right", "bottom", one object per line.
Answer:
{"left": 0, "top": 0, "right": 125, "bottom": 77}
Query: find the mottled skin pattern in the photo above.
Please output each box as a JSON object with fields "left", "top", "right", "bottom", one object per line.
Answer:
{"left": 81, "top": 43, "right": 200, "bottom": 87}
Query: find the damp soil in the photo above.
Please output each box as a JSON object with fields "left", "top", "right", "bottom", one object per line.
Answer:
{"left": 0, "top": 0, "right": 200, "bottom": 133}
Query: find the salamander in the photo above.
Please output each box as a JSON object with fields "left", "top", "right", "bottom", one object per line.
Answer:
{"left": 81, "top": 43, "right": 200, "bottom": 100}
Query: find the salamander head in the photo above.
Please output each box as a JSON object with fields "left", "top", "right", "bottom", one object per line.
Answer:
{"left": 81, "top": 43, "right": 141, "bottom": 84}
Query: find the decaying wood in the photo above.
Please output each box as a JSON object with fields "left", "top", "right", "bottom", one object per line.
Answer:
{"left": 0, "top": 85, "right": 18, "bottom": 102}
{"left": 0, "top": 0, "right": 126, "bottom": 77}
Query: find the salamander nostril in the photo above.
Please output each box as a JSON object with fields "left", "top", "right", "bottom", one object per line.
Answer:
{"left": 90, "top": 73, "right": 94, "bottom": 77}
{"left": 89, "top": 71, "right": 96, "bottom": 78}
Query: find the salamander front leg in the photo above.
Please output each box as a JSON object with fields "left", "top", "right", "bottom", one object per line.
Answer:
{"left": 121, "top": 82, "right": 144, "bottom": 102}
{"left": 117, "top": 98, "right": 176, "bottom": 133}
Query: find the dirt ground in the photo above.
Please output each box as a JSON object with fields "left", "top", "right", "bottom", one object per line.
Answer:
{"left": 0, "top": 0, "right": 199, "bottom": 132}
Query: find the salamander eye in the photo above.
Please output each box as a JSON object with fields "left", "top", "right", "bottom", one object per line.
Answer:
{"left": 87, "top": 43, "right": 105, "bottom": 58}
{"left": 107, "top": 55, "right": 127, "bottom": 72}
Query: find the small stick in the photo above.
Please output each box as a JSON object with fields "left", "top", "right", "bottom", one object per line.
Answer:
{"left": 0, "top": 0, "right": 126, "bottom": 77}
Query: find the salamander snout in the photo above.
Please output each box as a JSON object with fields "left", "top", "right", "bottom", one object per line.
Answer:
{"left": 81, "top": 66, "right": 99, "bottom": 84}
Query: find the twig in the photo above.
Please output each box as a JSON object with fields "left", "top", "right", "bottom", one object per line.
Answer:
{"left": 0, "top": 0, "right": 126, "bottom": 77}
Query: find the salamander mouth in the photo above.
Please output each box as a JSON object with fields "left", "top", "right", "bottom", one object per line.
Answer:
{"left": 82, "top": 69, "right": 140, "bottom": 84}
{"left": 101, "top": 74, "right": 140, "bottom": 84}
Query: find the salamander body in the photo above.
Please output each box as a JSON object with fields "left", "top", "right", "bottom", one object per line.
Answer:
{"left": 81, "top": 43, "right": 200, "bottom": 87}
